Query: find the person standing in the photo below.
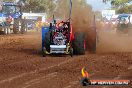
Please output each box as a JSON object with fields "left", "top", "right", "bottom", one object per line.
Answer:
{"left": 0, "top": 2, "right": 2, "bottom": 11}
{"left": 36, "top": 21, "right": 39, "bottom": 31}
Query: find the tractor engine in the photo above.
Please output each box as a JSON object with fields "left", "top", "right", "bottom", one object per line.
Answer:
{"left": 53, "top": 28, "right": 67, "bottom": 45}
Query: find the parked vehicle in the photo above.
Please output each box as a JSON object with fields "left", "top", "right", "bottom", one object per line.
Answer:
{"left": 0, "top": 2, "right": 26, "bottom": 34}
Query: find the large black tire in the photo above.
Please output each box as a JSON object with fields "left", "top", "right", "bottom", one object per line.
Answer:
{"left": 73, "top": 32, "right": 85, "bottom": 55}
{"left": 13, "top": 18, "right": 20, "bottom": 34}
{"left": 43, "top": 30, "right": 52, "bottom": 52}
{"left": 91, "top": 32, "right": 98, "bottom": 54}
{"left": 70, "top": 47, "right": 73, "bottom": 57}
{"left": 21, "top": 19, "right": 26, "bottom": 34}
{"left": 42, "top": 47, "right": 46, "bottom": 57}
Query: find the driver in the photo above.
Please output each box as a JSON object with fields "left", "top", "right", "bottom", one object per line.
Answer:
{"left": 56, "top": 21, "right": 64, "bottom": 28}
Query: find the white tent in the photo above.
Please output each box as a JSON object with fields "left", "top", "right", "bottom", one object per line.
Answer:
{"left": 22, "top": 13, "right": 46, "bottom": 22}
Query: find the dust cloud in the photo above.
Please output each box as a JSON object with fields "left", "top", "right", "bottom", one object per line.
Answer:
{"left": 97, "top": 28, "right": 132, "bottom": 53}
{"left": 55, "top": 0, "right": 94, "bottom": 31}
{"left": 55, "top": 0, "right": 95, "bottom": 51}
{"left": 54, "top": 0, "right": 132, "bottom": 53}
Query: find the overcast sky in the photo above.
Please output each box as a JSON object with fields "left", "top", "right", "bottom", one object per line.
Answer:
{"left": 87, "top": 0, "right": 111, "bottom": 11}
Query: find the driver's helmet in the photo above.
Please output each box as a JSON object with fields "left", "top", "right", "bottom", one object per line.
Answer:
{"left": 56, "top": 21, "right": 64, "bottom": 28}
{"left": 58, "top": 21, "right": 63, "bottom": 27}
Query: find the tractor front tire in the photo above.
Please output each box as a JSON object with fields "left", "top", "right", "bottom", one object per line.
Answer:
{"left": 42, "top": 47, "right": 46, "bottom": 57}
{"left": 44, "top": 30, "right": 52, "bottom": 52}
{"left": 73, "top": 32, "right": 86, "bottom": 55}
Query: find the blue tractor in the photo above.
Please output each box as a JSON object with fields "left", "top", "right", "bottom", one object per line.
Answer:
{"left": 41, "top": 0, "right": 88, "bottom": 57}
{"left": 116, "top": 14, "right": 132, "bottom": 34}
{"left": 0, "top": 2, "right": 26, "bottom": 34}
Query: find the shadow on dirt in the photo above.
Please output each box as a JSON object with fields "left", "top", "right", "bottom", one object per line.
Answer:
{"left": 7, "top": 48, "right": 75, "bottom": 57}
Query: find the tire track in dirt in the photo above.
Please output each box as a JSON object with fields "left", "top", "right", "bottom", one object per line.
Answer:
{"left": 62, "top": 53, "right": 132, "bottom": 88}
{"left": 99, "top": 65, "right": 132, "bottom": 88}
{"left": 0, "top": 34, "right": 39, "bottom": 66}
{"left": 0, "top": 57, "right": 74, "bottom": 85}
{"left": 0, "top": 32, "right": 132, "bottom": 88}
{"left": 22, "top": 72, "right": 57, "bottom": 88}
{"left": 0, "top": 32, "right": 77, "bottom": 88}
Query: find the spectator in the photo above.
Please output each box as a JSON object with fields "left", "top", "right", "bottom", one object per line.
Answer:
{"left": 0, "top": 4, "right": 2, "bottom": 11}
{"left": 36, "top": 21, "right": 39, "bottom": 31}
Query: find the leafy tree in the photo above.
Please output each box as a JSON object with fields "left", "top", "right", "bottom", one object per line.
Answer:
{"left": 2, "top": 0, "right": 56, "bottom": 13}
{"left": 102, "top": 0, "right": 131, "bottom": 8}
{"left": 3, "top": 0, "right": 14, "bottom": 2}
{"left": 102, "top": 0, "right": 132, "bottom": 13}
{"left": 111, "top": 0, "right": 131, "bottom": 8}
{"left": 23, "top": 0, "right": 56, "bottom": 13}
{"left": 117, "top": 4, "right": 132, "bottom": 13}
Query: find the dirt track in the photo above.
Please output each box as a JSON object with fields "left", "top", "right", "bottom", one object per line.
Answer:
{"left": 0, "top": 32, "right": 131, "bottom": 88}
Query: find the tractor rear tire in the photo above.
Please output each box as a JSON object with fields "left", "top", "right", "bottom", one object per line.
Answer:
{"left": 70, "top": 47, "right": 73, "bottom": 57}
{"left": 91, "top": 33, "right": 98, "bottom": 54}
{"left": 21, "top": 19, "right": 26, "bottom": 34}
{"left": 73, "top": 32, "right": 85, "bottom": 55}
{"left": 13, "top": 24, "right": 19, "bottom": 34}
{"left": 13, "top": 18, "right": 20, "bottom": 34}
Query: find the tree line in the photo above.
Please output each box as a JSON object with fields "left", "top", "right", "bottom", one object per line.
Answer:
{"left": 103, "top": 0, "right": 132, "bottom": 13}
{"left": 2, "top": 0, "right": 132, "bottom": 14}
